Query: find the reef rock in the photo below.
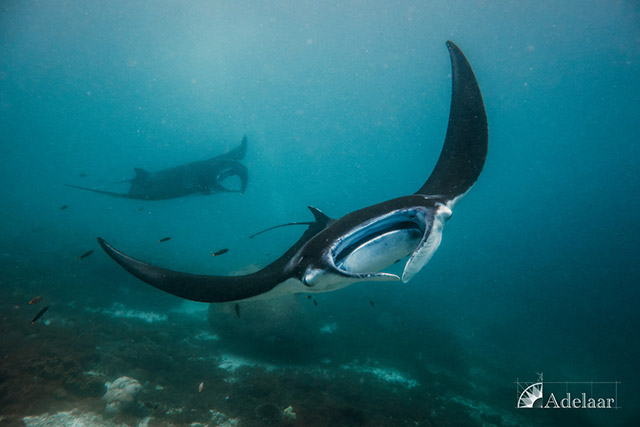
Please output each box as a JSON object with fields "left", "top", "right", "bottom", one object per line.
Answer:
{"left": 103, "top": 376, "right": 142, "bottom": 415}
{"left": 208, "top": 295, "right": 318, "bottom": 362}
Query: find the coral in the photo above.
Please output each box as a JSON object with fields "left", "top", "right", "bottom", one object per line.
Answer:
{"left": 210, "top": 410, "right": 238, "bottom": 427}
{"left": 23, "top": 409, "right": 125, "bottom": 427}
{"left": 283, "top": 405, "right": 296, "bottom": 421}
{"left": 102, "top": 376, "right": 142, "bottom": 415}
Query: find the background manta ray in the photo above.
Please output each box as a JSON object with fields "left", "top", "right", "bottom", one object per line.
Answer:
{"left": 66, "top": 136, "right": 248, "bottom": 200}
{"left": 98, "top": 41, "right": 488, "bottom": 303}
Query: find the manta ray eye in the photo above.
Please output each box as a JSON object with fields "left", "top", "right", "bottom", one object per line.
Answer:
{"left": 301, "top": 267, "right": 322, "bottom": 287}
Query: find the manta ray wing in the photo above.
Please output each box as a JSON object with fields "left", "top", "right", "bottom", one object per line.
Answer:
{"left": 97, "top": 206, "right": 333, "bottom": 302}
{"left": 416, "top": 41, "right": 488, "bottom": 207}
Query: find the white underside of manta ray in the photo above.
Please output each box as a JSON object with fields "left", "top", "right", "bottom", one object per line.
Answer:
{"left": 98, "top": 41, "right": 488, "bottom": 303}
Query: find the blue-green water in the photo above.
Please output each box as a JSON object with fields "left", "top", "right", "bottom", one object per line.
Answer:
{"left": 1, "top": 1, "right": 639, "bottom": 426}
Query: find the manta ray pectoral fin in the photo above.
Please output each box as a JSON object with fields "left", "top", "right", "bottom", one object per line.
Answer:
{"left": 97, "top": 207, "right": 335, "bottom": 303}
{"left": 401, "top": 41, "right": 487, "bottom": 280}
{"left": 221, "top": 135, "right": 248, "bottom": 161}
{"left": 97, "top": 238, "right": 292, "bottom": 303}
{"left": 401, "top": 205, "right": 451, "bottom": 282}
{"left": 133, "top": 168, "right": 150, "bottom": 181}
{"left": 416, "top": 41, "right": 488, "bottom": 206}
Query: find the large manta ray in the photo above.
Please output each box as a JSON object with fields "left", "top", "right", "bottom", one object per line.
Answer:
{"left": 98, "top": 41, "right": 488, "bottom": 303}
{"left": 67, "top": 136, "right": 248, "bottom": 200}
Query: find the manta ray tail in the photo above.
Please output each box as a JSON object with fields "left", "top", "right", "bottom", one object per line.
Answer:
{"left": 249, "top": 222, "right": 314, "bottom": 239}
{"left": 64, "top": 183, "right": 133, "bottom": 198}
{"left": 416, "top": 41, "right": 488, "bottom": 205}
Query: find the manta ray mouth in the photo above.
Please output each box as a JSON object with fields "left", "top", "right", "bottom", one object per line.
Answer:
{"left": 217, "top": 174, "right": 242, "bottom": 192}
{"left": 216, "top": 163, "right": 248, "bottom": 193}
{"left": 332, "top": 213, "right": 427, "bottom": 276}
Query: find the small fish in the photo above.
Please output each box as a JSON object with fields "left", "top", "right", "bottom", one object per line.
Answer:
{"left": 138, "top": 206, "right": 145, "bottom": 212}
{"left": 29, "top": 296, "right": 43, "bottom": 305}
{"left": 158, "top": 237, "right": 171, "bottom": 243}
{"left": 369, "top": 299, "right": 375, "bottom": 307}
{"left": 198, "top": 382, "right": 204, "bottom": 393}
{"left": 78, "top": 249, "right": 94, "bottom": 260}
{"left": 80, "top": 173, "right": 88, "bottom": 178}
{"left": 60, "top": 205, "right": 68, "bottom": 210}
{"left": 234, "top": 303, "right": 240, "bottom": 318}
{"left": 305, "top": 295, "right": 312, "bottom": 299}
{"left": 313, "top": 300, "right": 318, "bottom": 307}
{"left": 212, "top": 248, "right": 229, "bottom": 257}
{"left": 30, "top": 306, "right": 49, "bottom": 324}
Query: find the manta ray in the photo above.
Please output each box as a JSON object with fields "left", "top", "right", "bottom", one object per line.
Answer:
{"left": 67, "top": 136, "right": 248, "bottom": 200}
{"left": 98, "top": 41, "right": 488, "bottom": 303}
